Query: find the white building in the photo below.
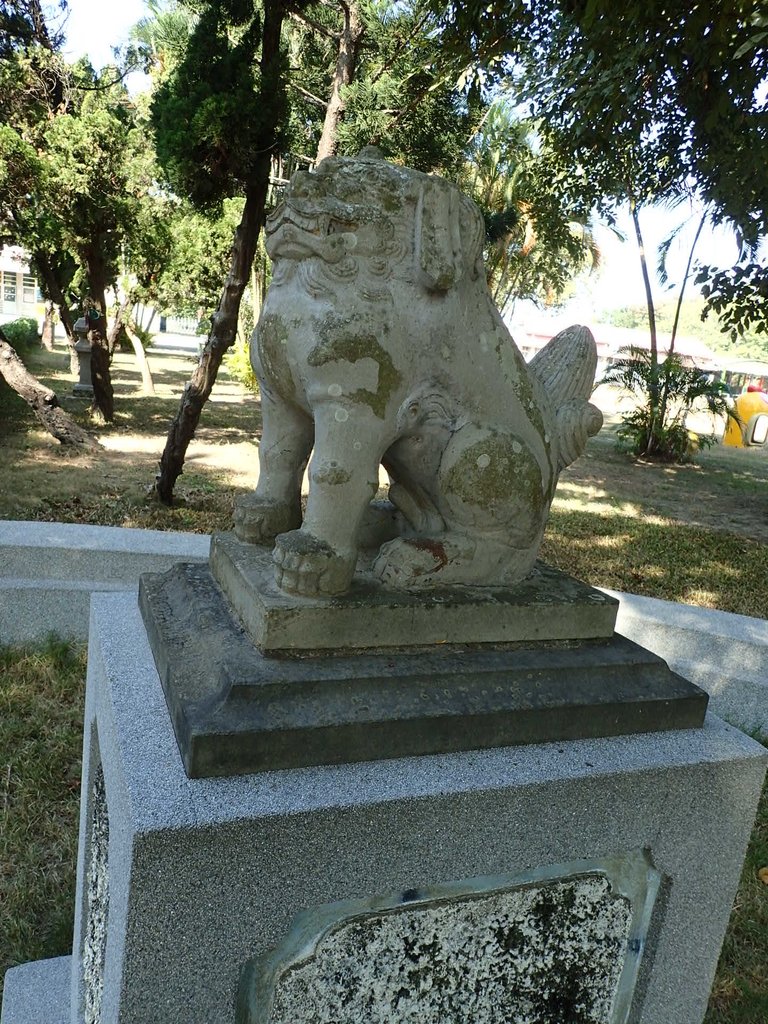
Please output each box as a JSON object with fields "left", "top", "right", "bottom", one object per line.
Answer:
{"left": 0, "top": 246, "right": 42, "bottom": 325}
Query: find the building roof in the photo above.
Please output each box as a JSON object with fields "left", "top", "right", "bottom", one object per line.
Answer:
{"left": 717, "top": 357, "right": 768, "bottom": 376}
{"left": 514, "top": 320, "right": 722, "bottom": 370}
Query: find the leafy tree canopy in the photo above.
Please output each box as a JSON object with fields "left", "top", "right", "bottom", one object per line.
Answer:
{"left": 461, "top": 100, "right": 597, "bottom": 312}
{"left": 150, "top": 0, "right": 290, "bottom": 208}
{"left": 436, "top": 1, "right": 768, "bottom": 230}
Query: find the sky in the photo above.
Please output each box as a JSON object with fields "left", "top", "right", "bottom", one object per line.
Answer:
{"left": 59, "top": 0, "right": 735, "bottom": 323}
{"left": 61, "top": 0, "right": 148, "bottom": 71}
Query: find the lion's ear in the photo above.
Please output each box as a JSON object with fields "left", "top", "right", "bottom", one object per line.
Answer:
{"left": 415, "top": 179, "right": 485, "bottom": 292}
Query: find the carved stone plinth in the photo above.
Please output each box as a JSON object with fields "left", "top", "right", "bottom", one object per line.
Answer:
{"left": 209, "top": 530, "right": 619, "bottom": 652}
{"left": 138, "top": 543, "right": 707, "bottom": 778}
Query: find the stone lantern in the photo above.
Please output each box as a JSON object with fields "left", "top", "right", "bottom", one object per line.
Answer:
{"left": 72, "top": 316, "right": 93, "bottom": 398}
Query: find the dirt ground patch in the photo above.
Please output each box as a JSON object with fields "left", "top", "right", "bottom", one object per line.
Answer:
{"left": 2, "top": 341, "right": 768, "bottom": 547}
{"left": 0, "top": 343, "right": 261, "bottom": 532}
{"left": 563, "top": 386, "right": 768, "bottom": 545}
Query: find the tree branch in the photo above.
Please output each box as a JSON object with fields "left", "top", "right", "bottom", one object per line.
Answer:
{"left": 288, "top": 9, "right": 340, "bottom": 41}
{"left": 291, "top": 83, "right": 328, "bottom": 108}
{"left": 0, "top": 330, "right": 100, "bottom": 449}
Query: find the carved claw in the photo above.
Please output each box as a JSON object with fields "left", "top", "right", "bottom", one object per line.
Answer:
{"left": 233, "top": 496, "right": 301, "bottom": 545}
{"left": 273, "top": 530, "right": 356, "bottom": 597}
{"left": 373, "top": 535, "right": 456, "bottom": 589}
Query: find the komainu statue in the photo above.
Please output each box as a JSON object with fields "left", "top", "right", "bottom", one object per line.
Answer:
{"left": 234, "top": 148, "right": 602, "bottom": 596}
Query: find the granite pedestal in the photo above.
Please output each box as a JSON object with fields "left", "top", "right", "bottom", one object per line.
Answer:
{"left": 2, "top": 592, "right": 765, "bottom": 1024}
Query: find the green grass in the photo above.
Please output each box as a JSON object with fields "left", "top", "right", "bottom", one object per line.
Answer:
{"left": 542, "top": 508, "right": 768, "bottom": 618}
{"left": 0, "top": 640, "right": 765, "bottom": 1023}
{"left": 0, "top": 639, "right": 85, "bottom": 1004}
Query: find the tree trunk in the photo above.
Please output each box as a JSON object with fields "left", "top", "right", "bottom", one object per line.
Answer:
{"left": 82, "top": 248, "right": 114, "bottom": 423}
{"left": 34, "top": 252, "right": 79, "bottom": 373}
{"left": 153, "top": 0, "right": 289, "bottom": 504}
{"left": 0, "top": 331, "right": 99, "bottom": 449}
{"left": 669, "top": 210, "right": 708, "bottom": 358}
{"left": 659, "top": 210, "right": 709, "bottom": 430}
{"left": 41, "top": 301, "right": 55, "bottom": 350}
{"left": 315, "top": 0, "right": 365, "bottom": 162}
{"left": 108, "top": 293, "right": 133, "bottom": 354}
{"left": 154, "top": 186, "right": 266, "bottom": 502}
{"left": 630, "top": 201, "right": 660, "bottom": 456}
{"left": 125, "top": 324, "right": 155, "bottom": 395}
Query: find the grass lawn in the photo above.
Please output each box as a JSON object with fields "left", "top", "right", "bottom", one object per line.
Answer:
{"left": 1, "top": 340, "right": 767, "bottom": 1018}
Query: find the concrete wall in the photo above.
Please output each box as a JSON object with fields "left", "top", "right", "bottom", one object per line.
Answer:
{"left": 609, "top": 589, "right": 768, "bottom": 738}
{"left": 0, "top": 521, "right": 209, "bottom": 646}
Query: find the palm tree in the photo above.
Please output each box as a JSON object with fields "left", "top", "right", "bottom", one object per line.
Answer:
{"left": 462, "top": 100, "right": 600, "bottom": 316}
{"left": 131, "top": 0, "right": 197, "bottom": 78}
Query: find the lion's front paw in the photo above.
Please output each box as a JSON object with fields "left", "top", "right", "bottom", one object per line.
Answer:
{"left": 233, "top": 496, "right": 301, "bottom": 545}
{"left": 273, "top": 530, "right": 355, "bottom": 597}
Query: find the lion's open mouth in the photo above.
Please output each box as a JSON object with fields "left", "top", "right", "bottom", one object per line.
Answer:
{"left": 267, "top": 200, "right": 357, "bottom": 261}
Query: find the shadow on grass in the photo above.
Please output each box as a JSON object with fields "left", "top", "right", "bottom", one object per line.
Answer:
{"left": 542, "top": 507, "right": 768, "bottom": 618}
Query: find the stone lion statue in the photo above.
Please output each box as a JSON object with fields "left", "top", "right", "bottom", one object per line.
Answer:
{"left": 234, "top": 148, "right": 602, "bottom": 596}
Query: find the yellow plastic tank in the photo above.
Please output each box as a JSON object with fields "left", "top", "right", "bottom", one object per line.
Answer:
{"left": 723, "top": 390, "right": 768, "bottom": 447}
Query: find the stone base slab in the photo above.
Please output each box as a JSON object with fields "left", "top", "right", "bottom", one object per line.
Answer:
{"left": 4, "top": 593, "right": 763, "bottom": 1024}
{"left": 0, "top": 521, "right": 209, "bottom": 644}
{"left": 208, "top": 531, "right": 619, "bottom": 651}
{"left": 139, "top": 561, "right": 707, "bottom": 777}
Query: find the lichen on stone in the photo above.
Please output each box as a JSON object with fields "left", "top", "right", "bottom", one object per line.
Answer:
{"left": 82, "top": 761, "right": 110, "bottom": 1024}
{"left": 258, "top": 874, "right": 632, "bottom": 1024}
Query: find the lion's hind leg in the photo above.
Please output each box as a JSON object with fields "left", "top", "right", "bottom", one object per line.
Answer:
{"left": 373, "top": 423, "right": 550, "bottom": 588}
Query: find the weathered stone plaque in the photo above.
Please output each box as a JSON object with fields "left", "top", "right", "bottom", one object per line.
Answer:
{"left": 238, "top": 852, "right": 660, "bottom": 1024}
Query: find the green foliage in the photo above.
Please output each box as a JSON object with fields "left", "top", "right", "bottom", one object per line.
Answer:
{"left": 338, "top": 31, "right": 482, "bottom": 176}
{"left": 0, "top": 125, "right": 42, "bottom": 228}
{"left": 460, "top": 100, "right": 597, "bottom": 311}
{"left": 151, "top": 1, "right": 287, "bottom": 208}
{"left": 155, "top": 199, "right": 243, "bottom": 317}
{"left": 43, "top": 91, "right": 143, "bottom": 278}
{"left": 225, "top": 285, "right": 259, "bottom": 390}
{"left": 436, "top": 2, "right": 768, "bottom": 338}
{"left": 132, "top": 0, "right": 197, "bottom": 76}
{"left": 440, "top": 2, "right": 768, "bottom": 227}
{"left": 0, "top": 0, "right": 67, "bottom": 57}
{"left": 225, "top": 336, "right": 258, "bottom": 391}
{"left": 0, "top": 317, "right": 39, "bottom": 349}
{"left": 600, "top": 347, "right": 733, "bottom": 461}
{"left": 698, "top": 261, "right": 768, "bottom": 347}
{"left": 287, "top": 0, "right": 485, "bottom": 177}
{"left": 0, "top": 16, "right": 155, "bottom": 330}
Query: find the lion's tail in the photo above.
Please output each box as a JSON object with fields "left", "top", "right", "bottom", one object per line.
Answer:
{"left": 528, "top": 324, "right": 603, "bottom": 472}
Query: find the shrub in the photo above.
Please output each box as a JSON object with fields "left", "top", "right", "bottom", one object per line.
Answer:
{"left": 225, "top": 335, "right": 258, "bottom": 392}
{"left": 1, "top": 316, "right": 39, "bottom": 349}
{"left": 600, "top": 347, "right": 733, "bottom": 462}
{"left": 224, "top": 299, "right": 258, "bottom": 392}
